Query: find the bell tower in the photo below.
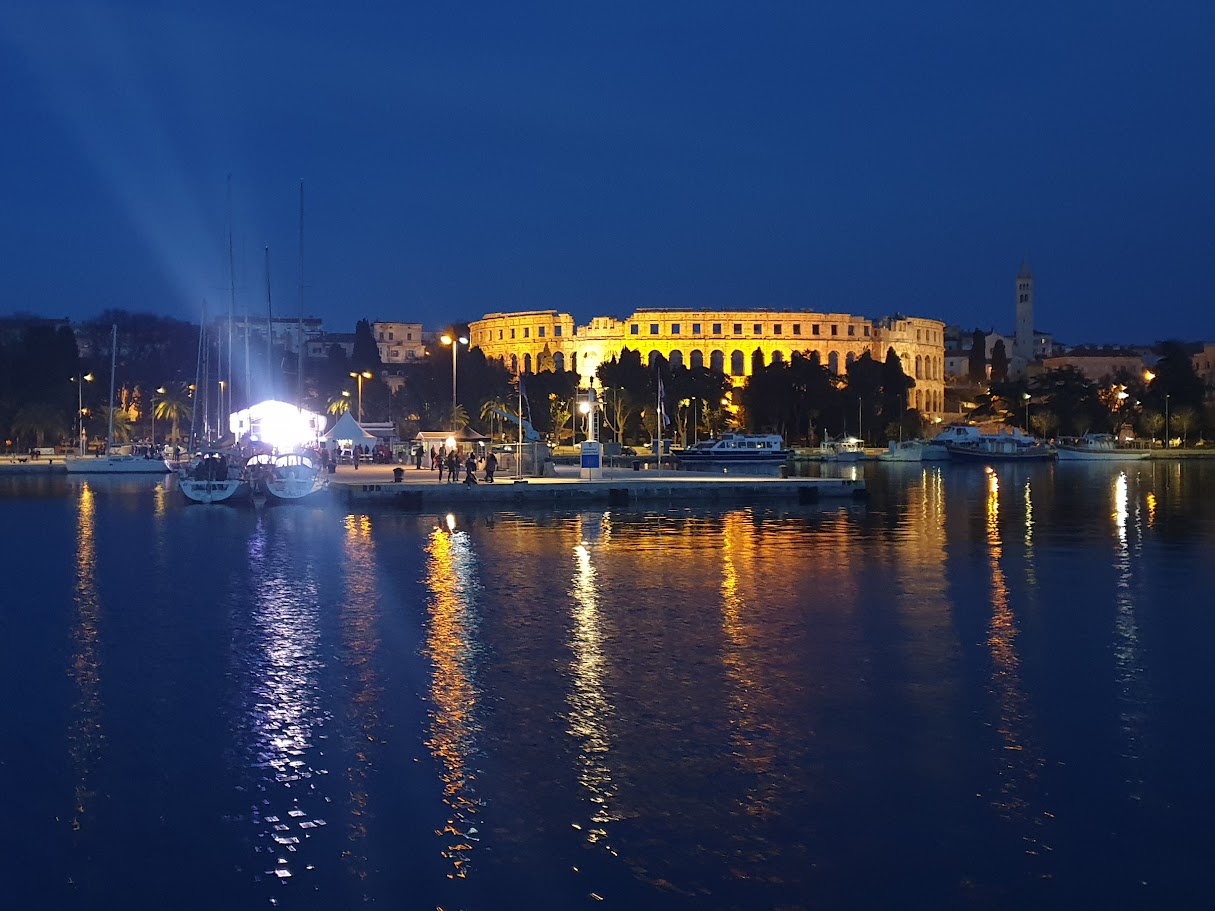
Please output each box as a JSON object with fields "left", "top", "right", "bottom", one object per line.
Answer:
{"left": 1013, "top": 260, "right": 1034, "bottom": 377}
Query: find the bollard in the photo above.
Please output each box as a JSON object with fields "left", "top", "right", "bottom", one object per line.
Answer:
{"left": 633, "top": 460, "right": 641, "bottom": 471}
{"left": 779, "top": 464, "right": 789, "bottom": 479}
{"left": 393, "top": 467, "right": 404, "bottom": 483}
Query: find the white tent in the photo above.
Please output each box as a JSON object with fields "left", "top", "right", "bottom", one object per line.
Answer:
{"left": 322, "top": 411, "right": 377, "bottom": 445}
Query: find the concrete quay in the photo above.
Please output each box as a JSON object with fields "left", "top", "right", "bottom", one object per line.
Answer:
{"left": 334, "top": 462, "right": 866, "bottom": 510}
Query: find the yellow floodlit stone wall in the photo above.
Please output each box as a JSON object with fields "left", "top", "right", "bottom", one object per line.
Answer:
{"left": 469, "top": 307, "right": 946, "bottom": 414}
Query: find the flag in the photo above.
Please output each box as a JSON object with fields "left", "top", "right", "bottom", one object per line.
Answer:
{"left": 657, "top": 375, "right": 671, "bottom": 427}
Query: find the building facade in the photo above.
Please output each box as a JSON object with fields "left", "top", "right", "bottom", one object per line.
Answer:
{"left": 372, "top": 321, "right": 426, "bottom": 364}
{"left": 469, "top": 307, "right": 947, "bottom": 415}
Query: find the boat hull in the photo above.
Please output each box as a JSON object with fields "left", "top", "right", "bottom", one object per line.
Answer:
{"left": 675, "top": 451, "right": 791, "bottom": 465}
{"left": 65, "top": 455, "right": 171, "bottom": 474}
{"left": 178, "top": 478, "right": 252, "bottom": 504}
{"left": 1055, "top": 447, "right": 1150, "bottom": 461}
{"left": 944, "top": 444, "right": 1056, "bottom": 463}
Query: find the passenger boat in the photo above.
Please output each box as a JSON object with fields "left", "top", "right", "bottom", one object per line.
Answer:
{"left": 258, "top": 451, "right": 328, "bottom": 502}
{"left": 1054, "top": 433, "right": 1151, "bottom": 461}
{"left": 177, "top": 452, "right": 251, "bottom": 504}
{"left": 673, "top": 433, "right": 791, "bottom": 465}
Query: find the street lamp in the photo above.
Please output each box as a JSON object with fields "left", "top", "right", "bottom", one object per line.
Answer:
{"left": 1165, "top": 393, "right": 1170, "bottom": 449}
{"left": 74, "top": 372, "right": 94, "bottom": 455}
{"left": 440, "top": 334, "right": 468, "bottom": 426}
{"left": 217, "top": 380, "right": 226, "bottom": 440}
{"left": 150, "top": 386, "right": 166, "bottom": 449}
{"left": 1022, "top": 391, "right": 1031, "bottom": 435}
{"left": 349, "top": 370, "right": 373, "bottom": 421}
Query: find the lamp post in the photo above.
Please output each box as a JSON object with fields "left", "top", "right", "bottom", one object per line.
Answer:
{"left": 349, "top": 370, "right": 373, "bottom": 422}
{"left": 150, "top": 386, "right": 166, "bottom": 449}
{"left": 75, "top": 372, "right": 94, "bottom": 455}
{"left": 1022, "top": 391, "right": 1031, "bottom": 435}
{"left": 217, "top": 379, "right": 226, "bottom": 441}
{"left": 1165, "top": 393, "right": 1170, "bottom": 449}
{"left": 440, "top": 334, "right": 468, "bottom": 426}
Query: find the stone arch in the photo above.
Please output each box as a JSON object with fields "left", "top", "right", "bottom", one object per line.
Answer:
{"left": 523, "top": 353, "right": 532, "bottom": 373}
{"left": 510, "top": 354, "right": 518, "bottom": 374}
{"left": 710, "top": 350, "right": 725, "bottom": 372}
{"left": 845, "top": 351, "right": 855, "bottom": 370}
{"left": 648, "top": 350, "right": 661, "bottom": 368}
{"left": 730, "top": 350, "right": 746, "bottom": 376}
{"left": 690, "top": 349, "right": 704, "bottom": 369}
{"left": 553, "top": 351, "right": 565, "bottom": 372}
{"left": 669, "top": 349, "right": 684, "bottom": 369}
{"left": 915, "top": 390, "right": 922, "bottom": 410}
{"left": 828, "top": 351, "right": 840, "bottom": 374}
{"left": 915, "top": 355, "right": 922, "bottom": 379}
{"left": 770, "top": 350, "right": 785, "bottom": 365}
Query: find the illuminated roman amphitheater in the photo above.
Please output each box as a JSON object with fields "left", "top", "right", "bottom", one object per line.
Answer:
{"left": 469, "top": 308, "right": 946, "bottom": 414}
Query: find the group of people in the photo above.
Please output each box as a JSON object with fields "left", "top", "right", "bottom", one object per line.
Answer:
{"left": 428, "top": 444, "right": 498, "bottom": 485}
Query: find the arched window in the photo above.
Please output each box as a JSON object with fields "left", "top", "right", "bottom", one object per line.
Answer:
{"left": 828, "top": 351, "right": 840, "bottom": 374}
{"left": 553, "top": 352, "right": 565, "bottom": 372}
{"left": 648, "top": 350, "right": 661, "bottom": 368}
{"left": 730, "top": 350, "right": 745, "bottom": 376}
{"left": 710, "top": 350, "right": 725, "bottom": 372}
{"left": 915, "top": 355, "right": 922, "bottom": 379}
{"left": 669, "top": 350, "right": 683, "bottom": 369}
{"left": 690, "top": 350, "right": 704, "bottom": 369}
{"left": 523, "top": 353, "right": 532, "bottom": 373}
{"left": 510, "top": 354, "right": 518, "bottom": 374}
{"left": 771, "top": 350, "right": 784, "bottom": 365}
{"left": 845, "top": 351, "right": 855, "bottom": 370}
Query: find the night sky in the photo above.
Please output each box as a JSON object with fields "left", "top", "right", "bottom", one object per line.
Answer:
{"left": 3, "top": 1, "right": 1213, "bottom": 345}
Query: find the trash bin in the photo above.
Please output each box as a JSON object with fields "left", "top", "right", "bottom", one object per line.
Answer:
{"left": 633, "top": 460, "right": 641, "bottom": 471}
{"left": 779, "top": 464, "right": 789, "bottom": 479}
{"left": 392, "top": 467, "right": 404, "bottom": 483}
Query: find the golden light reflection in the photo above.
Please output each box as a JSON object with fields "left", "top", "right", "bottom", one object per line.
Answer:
{"left": 424, "top": 523, "right": 484, "bottom": 879}
{"left": 567, "top": 520, "right": 620, "bottom": 846}
{"left": 341, "top": 513, "right": 382, "bottom": 887}
{"left": 984, "top": 470, "right": 1048, "bottom": 860}
{"left": 719, "top": 511, "right": 778, "bottom": 818}
{"left": 69, "top": 482, "right": 102, "bottom": 832}
{"left": 1145, "top": 491, "right": 1157, "bottom": 527}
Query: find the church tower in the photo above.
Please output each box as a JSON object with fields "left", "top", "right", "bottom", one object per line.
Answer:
{"left": 1013, "top": 260, "right": 1034, "bottom": 377}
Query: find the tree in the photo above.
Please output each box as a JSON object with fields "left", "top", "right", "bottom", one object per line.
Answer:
{"left": 968, "top": 330, "right": 987, "bottom": 382}
{"left": 1171, "top": 407, "right": 1197, "bottom": 446}
{"left": 9, "top": 403, "right": 68, "bottom": 449}
{"left": 480, "top": 397, "right": 511, "bottom": 441}
{"left": 327, "top": 394, "right": 351, "bottom": 416}
{"left": 549, "top": 395, "right": 573, "bottom": 443}
{"left": 351, "top": 319, "right": 382, "bottom": 373}
{"left": 990, "top": 340, "right": 1009, "bottom": 383}
{"left": 154, "top": 383, "right": 193, "bottom": 444}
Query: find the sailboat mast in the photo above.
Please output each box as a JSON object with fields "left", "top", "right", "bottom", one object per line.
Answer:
{"left": 106, "top": 324, "right": 117, "bottom": 451}
{"left": 191, "top": 303, "right": 204, "bottom": 447}
{"left": 226, "top": 173, "right": 237, "bottom": 423}
{"left": 297, "top": 179, "right": 305, "bottom": 410}
{"left": 264, "top": 246, "right": 274, "bottom": 400}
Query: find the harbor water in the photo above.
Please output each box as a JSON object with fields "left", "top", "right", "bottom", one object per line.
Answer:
{"left": 2, "top": 460, "right": 1214, "bottom": 910}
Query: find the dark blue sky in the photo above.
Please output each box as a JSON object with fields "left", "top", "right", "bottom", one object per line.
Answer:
{"left": 3, "top": 1, "right": 1212, "bottom": 344}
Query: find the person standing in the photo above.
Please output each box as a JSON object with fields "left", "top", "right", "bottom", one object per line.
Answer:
{"left": 484, "top": 450, "right": 497, "bottom": 483}
{"left": 464, "top": 452, "right": 478, "bottom": 485}
{"left": 446, "top": 449, "right": 459, "bottom": 483}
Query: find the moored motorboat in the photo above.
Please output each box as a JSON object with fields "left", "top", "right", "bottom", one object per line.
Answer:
{"left": 673, "top": 433, "right": 791, "bottom": 466}
{"left": 1055, "top": 433, "right": 1151, "bottom": 461}
{"left": 878, "top": 439, "right": 949, "bottom": 462}
{"left": 820, "top": 436, "right": 865, "bottom": 462}
{"left": 942, "top": 426, "right": 1055, "bottom": 462}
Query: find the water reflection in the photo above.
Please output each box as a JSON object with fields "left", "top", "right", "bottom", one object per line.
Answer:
{"left": 339, "top": 513, "right": 383, "bottom": 886}
{"left": 236, "top": 513, "right": 330, "bottom": 890}
{"left": 983, "top": 469, "right": 1049, "bottom": 862}
{"left": 423, "top": 521, "right": 484, "bottom": 879}
{"left": 566, "top": 514, "right": 620, "bottom": 848}
{"left": 68, "top": 481, "right": 102, "bottom": 831}
{"left": 1111, "top": 471, "right": 1147, "bottom": 788}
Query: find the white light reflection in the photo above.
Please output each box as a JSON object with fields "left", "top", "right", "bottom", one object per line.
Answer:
{"left": 567, "top": 516, "right": 620, "bottom": 848}
{"left": 68, "top": 482, "right": 102, "bottom": 832}
{"left": 424, "top": 522, "right": 485, "bottom": 880}
{"left": 1111, "top": 471, "right": 1147, "bottom": 788}
{"left": 239, "top": 513, "right": 330, "bottom": 891}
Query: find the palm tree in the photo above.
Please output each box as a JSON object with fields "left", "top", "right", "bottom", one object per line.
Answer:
{"left": 10, "top": 403, "right": 68, "bottom": 449}
{"left": 450, "top": 404, "right": 470, "bottom": 430}
{"left": 154, "top": 383, "right": 193, "bottom": 444}
{"left": 327, "top": 394, "right": 351, "bottom": 416}
{"left": 97, "top": 405, "right": 134, "bottom": 445}
{"left": 480, "top": 397, "right": 511, "bottom": 440}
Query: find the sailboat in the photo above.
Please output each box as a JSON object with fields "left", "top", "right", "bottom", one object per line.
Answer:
{"left": 65, "top": 325, "right": 170, "bottom": 475}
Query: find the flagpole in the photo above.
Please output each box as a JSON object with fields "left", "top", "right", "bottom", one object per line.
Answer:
{"left": 656, "top": 375, "right": 662, "bottom": 470}
{"left": 517, "top": 374, "right": 524, "bottom": 480}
